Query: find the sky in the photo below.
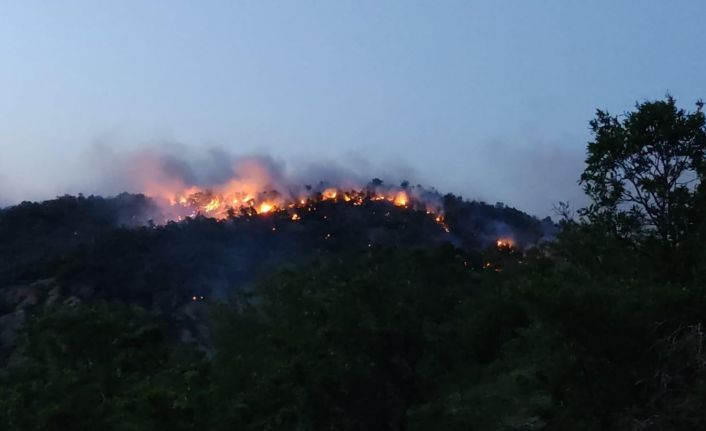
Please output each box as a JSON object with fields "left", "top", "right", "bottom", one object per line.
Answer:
{"left": 1, "top": 1, "right": 705, "bottom": 216}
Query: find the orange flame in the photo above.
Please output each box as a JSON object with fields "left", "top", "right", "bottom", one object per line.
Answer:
{"left": 323, "top": 188, "right": 338, "bottom": 200}
{"left": 393, "top": 191, "right": 408, "bottom": 207}
{"left": 258, "top": 202, "right": 273, "bottom": 214}
{"left": 496, "top": 238, "right": 514, "bottom": 249}
{"left": 142, "top": 159, "right": 448, "bottom": 230}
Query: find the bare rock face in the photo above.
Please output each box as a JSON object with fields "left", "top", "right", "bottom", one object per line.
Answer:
{"left": 0, "top": 276, "right": 217, "bottom": 367}
{"left": 0, "top": 279, "right": 59, "bottom": 367}
{"left": 4, "top": 280, "right": 46, "bottom": 308}
{"left": 0, "top": 310, "right": 25, "bottom": 354}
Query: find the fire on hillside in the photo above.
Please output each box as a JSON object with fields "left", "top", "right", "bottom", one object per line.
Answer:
{"left": 167, "top": 186, "right": 450, "bottom": 232}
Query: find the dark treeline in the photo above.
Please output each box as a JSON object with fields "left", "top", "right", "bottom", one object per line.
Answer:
{"left": 2, "top": 96, "right": 706, "bottom": 430}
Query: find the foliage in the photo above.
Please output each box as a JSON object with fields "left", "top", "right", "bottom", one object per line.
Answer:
{"left": 204, "top": 247, "right": 484, "bottom": 430}
{"left": 580, "top": 96, "right": 706, "bottom": 253}
{"left": 0, "top": 304, "right": 207, "bottom": 431}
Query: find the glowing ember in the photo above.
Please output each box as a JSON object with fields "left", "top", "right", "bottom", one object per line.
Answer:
{"left": 204, "top": 198, "right": 221, "bottom": 212}
{"left": 496, "top": 238, "right": 514, "bottom": 249}
{"left": 258, "top": 202, "right": 273, "bottom": 214}
{"left": 393, "top": 191, "right": 408, "bottom": 207}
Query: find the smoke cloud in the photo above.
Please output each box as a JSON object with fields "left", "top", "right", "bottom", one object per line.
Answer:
{"left": 1, "top": 137, "right": 588, "bottom": 220}
{"left": 470, "top": 135, "right": 588, "bottom": 216}
{"left": 0, "top": 174, "right": 9, "bottom": 208}
{"left": 73, "top": 143, "right": 425, "bottom": 203}
{"left": 0, "top": 139, "right": 431, "bottom": 213}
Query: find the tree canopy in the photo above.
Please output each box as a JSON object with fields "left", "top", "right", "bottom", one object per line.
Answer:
{"left": 580, "top": 96, "right": 706, "bottom": 248}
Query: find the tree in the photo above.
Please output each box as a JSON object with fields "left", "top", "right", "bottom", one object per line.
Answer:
{"left": 580, "top": 96, "right": 706, "bottom": 250}
{"left": 206, "top": 247, "right": 482, "bottom": 431}
{"left": 0, "top": 304, "right": 204, "bottom": 431}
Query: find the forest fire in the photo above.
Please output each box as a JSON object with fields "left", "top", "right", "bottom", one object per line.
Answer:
{"left": 145, "top": 170, "right": 451, "bottom": 231}
{"left": 165, "top": 186, "right": 449, "bottom": 229}
{"left": 496, "top": 238, "right": 514, "bottom": 249}
{"left": 112, "top": 152, "right": 458, "bottom": 231}
{"left": 164, "top": 187, "right": 418, "bottom": 219}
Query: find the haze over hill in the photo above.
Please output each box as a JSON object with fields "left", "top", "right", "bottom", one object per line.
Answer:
{"left": 3, "top": 2, "right": 704, "bottom": 215}
{"left": 0, "top": 142, "right": 587, "bottom": 218}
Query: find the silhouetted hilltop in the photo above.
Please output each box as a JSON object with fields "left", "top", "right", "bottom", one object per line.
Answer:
{"left": 0, "top": 191, "right": 554, "bottom": 360}
{"left": 0, "top": 191, "right": 553, "bottom": 291}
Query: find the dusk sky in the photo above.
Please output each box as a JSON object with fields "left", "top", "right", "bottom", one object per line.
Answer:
{"left": 1, "top": 1, "right": 705, "bottom": 216}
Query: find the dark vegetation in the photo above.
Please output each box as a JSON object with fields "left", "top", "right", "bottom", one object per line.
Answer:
{"left": 1, "top": 96, "right": 706, "bottom": 430}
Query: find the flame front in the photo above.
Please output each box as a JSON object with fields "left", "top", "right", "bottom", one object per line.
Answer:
{"left": 393, "top": 191, "right": 408, "bottom": 207}
{"left": 140, "top": 158, "right": 448, "bottom": 231}
{"left": 157, "top": 185, "right": 449, "bottom": 230}
{"left": 258, "top": 202, "right": 274, "bottom": 214}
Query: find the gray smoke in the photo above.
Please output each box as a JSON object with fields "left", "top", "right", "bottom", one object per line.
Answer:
{"left": 75, "top": 143, "right": 424, "bottom": 199}
{"left": 471, "top": 135, "right": 588, "bottom": 217}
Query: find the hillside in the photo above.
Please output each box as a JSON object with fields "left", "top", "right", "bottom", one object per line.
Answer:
{"left": 0, "top": 190, "right": 550, "bottom": 362}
